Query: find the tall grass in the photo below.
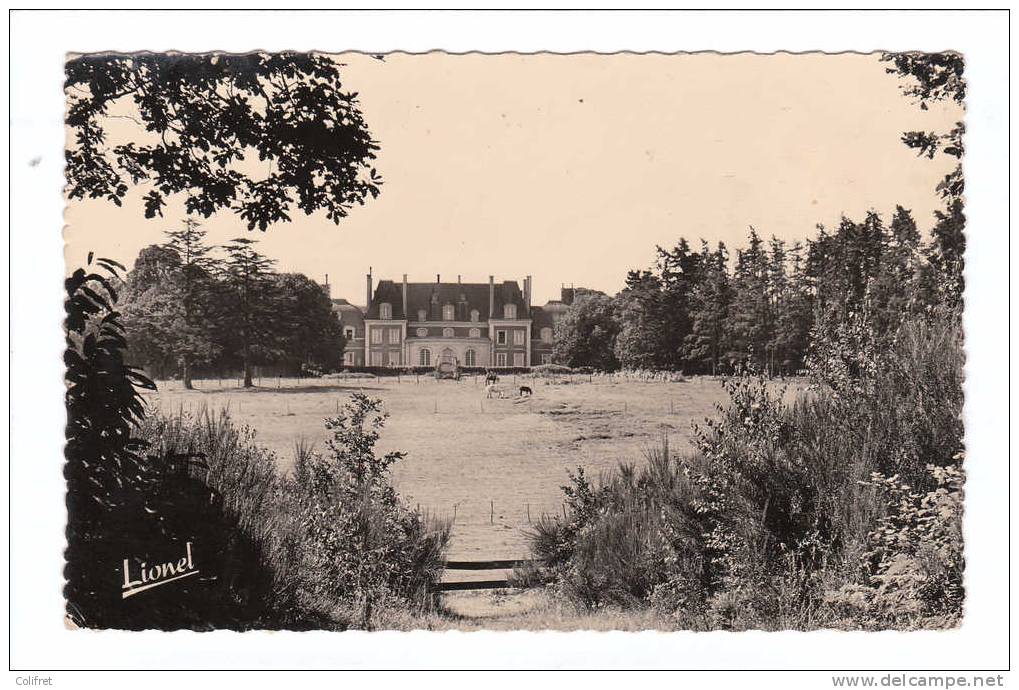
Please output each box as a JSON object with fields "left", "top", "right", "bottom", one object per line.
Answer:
{"left": 138, "top": 408, "right": 321, "bottom": 627}
{"left": 138, "top": 398, "right": 453, "bottom": 630}
{"left": 529, "top": 312, "right": 965, "bottom": 630}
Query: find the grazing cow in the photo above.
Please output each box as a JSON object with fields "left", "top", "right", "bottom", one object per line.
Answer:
{"left": 484, "top": 372, "right": 498, "bottom": 386}
{"left": 485, "top": 383, "right": 505, "bottom": 399}
{"left": 519, "top": 385, "right": 533, "bottom": 397}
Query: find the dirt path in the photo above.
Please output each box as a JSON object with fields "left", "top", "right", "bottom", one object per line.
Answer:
{"left": 434, "top": 589, "right": 674, "bottom": 631}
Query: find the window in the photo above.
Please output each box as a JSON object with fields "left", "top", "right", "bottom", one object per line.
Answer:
{"left": 344, "top": 351, "right": 355, "bottom": 365}
{"left": 389, "top": 329, "right": 401, "bottom": 344}
{"left": 513, "top": 352, "right": 525, "bottom": 367}
{"left": 416, "top": 327, "right": 428, "bottom": 337}
{"left": 443, "top": 304, "right": 455, "bottom": 321}
{"left": 541, "top": 354, "right": 553, "bottom": 365}
{"left": 370, "top": 351, "right": 382, "bottom": 366}
{"left": 470, "top": 309, "right": 479, "bottom": 322}
{"left": 496, "top": 330, "right": 507, "bottom": 345}
{"left": 504, "top": 303, "right": 517, "bottom": 319}
{"left": 380, "top": 302, "right": 392, "bottom": 319}
{"left": 418, "top": 309, "right": 427, "bottom": 322}
{"left": 464, "top": 349, "right": 476, "bottom": 366}
{"left": 496, "top": 352, "right": 507, "bottom": 367}
{"left": 388, "top": 351, "right": 400, "bottom": 367}
{"left": 469, "top": 328, "right": 480, "bottom": 338}
{"left": 419, "top": 349, "right": 431, "bottom": 366}
{"left": 513, "top": 330, "right": 525, "bottom": 345}
{"left": 540, "top": 327, "right": 553, "bottom": 344}
{"left": 344, "top": 327, "right": 356, "bottom": 339}
{"left": 371, "top": 328, "right": 382, "bottom": 344}
{"left": 443, "top": 327, "right": 454, "bottom": 338}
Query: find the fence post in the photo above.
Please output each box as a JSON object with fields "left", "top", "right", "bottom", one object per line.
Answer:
{"left": 490, "top": 500, "right": 494, "bottom": 525}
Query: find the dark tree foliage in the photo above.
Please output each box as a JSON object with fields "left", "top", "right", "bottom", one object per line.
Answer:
{"left": 64, "top": 254, "right": 285, "bottom": 630}
{"left": 553, "top": 292, "right": 620, "bottom": 371}
{"left": 557, "top": 209, "right": 956, "bottom": 376}
{"left": 164, "top": 219, "right": 220, "bottom": 388}
{"left": 120, "top": 221, "right": 222, "bottom": 387}
{"left": 684, "top": 242, "right": 733, "bottom": 374}
{"left": 65, "top": 53, "right": 382, "bottom": 230}
{"left": 270, "top": 272, "right": 347, "bottom": 374}
{"left": 613, "top": 270, "right": 674, "bottom": 370}
{"left": 880, "top": 52, "right": 965, "bottom": 109}
{"left": 883, "top": 52, "right": 966, "bottom": 310}
{"left": 218, "top": 238, "right": 278, "bottom": 387}
{"left": 64, "top": 254, "right": 156, "bottom": 527}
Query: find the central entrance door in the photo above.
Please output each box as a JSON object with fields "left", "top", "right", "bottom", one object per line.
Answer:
{"left": 440, "top": 347, "right": 456, "bottom": 366}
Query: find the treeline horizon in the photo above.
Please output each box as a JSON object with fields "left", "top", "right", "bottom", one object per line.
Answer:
{"left": 552, "top": 198, "right": 963, "bottom": 375}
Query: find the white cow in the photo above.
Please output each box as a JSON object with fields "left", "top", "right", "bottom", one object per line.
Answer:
{"left": 485, "top": 383, "right": 506, "bottom": 399}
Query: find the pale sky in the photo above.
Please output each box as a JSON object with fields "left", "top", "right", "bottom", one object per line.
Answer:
{"left": 64, "top": 52, "right": 961, "bottom": 305}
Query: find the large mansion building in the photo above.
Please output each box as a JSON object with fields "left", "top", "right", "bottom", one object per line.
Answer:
{"left": 330, "top": 273, "right": 574, "bottom": 369}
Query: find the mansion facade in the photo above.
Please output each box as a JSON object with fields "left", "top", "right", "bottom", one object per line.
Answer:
{"left": 331, "top": 273, "right": 573, "bottom": 369}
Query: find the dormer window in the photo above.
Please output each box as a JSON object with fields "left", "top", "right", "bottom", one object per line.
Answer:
{"left": 380, "top": 302, "right": 392, "bottom": 320}
{"left": 443, "top": 304, "right": 455, "bottom": 321}
{"left": 503, "top": 303, "right": 517, "bottom": 319}
{"left": 470, "top": 309, "right": 479, "bottom": 322}
{"left": 418, "top": 309, "right": 427, "bottom": 322}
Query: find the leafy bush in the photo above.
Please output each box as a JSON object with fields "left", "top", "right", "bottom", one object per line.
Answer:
{"left": 531, "top": 310, "right": 965, "bottom": 630}
{"left": 294, "top": 393, "right": 452, "bottom": 628}
{"left": 138, "top": 396, "right": 452, "bottom": 630}
{"left": 529, "top": 443, "right": 710, "bottom": 616}
{"left": 826, "top": 462, "right": 964, "bottom": 629}
{"left": 136, "top": 409, "right": 331, "bottom": 629}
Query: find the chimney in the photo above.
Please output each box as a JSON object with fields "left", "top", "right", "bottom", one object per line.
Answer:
{"left": 489, "top": 275, "right": 495, "bottom": 319}
{"left": 436, "top": 273, "right": 441, "bottom": 283}
{"left": 561, "top": 284, "right": 575, "bottom": 306}
{"left": 457, "top": 274, "right": 461, "bottom": 284}
{"left": 402, "top": 274, "right": 408, "bottom": 319}
{"left": 525, "top": 275, "right": 532, "bottom": 313}
{"left": 366, "top": 268, "right": 373, "bottom": 308}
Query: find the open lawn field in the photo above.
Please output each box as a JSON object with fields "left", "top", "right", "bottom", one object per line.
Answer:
{"left": 144, "top": 374, "right": 802, "bottom": 560}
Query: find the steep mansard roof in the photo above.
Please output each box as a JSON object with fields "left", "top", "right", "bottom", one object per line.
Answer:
{"left": 365, "top": 280, "right": 528, "bottom": 321}
{"left": 331, "top": 298, "right": 366, "bottom": 328}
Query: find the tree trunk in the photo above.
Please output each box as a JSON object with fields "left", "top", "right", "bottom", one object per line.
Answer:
{"left": 243, "top": 345, "right": 253, "bottom": 388}
{"left": 182, "top": 357, "right": 193, "bottom": 390}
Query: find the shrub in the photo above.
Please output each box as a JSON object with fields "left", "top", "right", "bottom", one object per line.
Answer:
{"left": 531, "top": 310, "right": 965, "bottom": 630}
{"left": 136, "top": 409, "right": 330, "bottom": 629}
{"left": 825, "top": 462, "right": 964, "bottom": 629}
{"left": 528, "top": 442, "right": 710, "bottom": 616}
{"left": 294, "top": 393, "right": 452, "bottom": 628}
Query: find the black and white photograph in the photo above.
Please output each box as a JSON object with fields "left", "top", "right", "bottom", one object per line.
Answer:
{"left": 7, "top": 7, "right": 1012, "bottom": 679}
